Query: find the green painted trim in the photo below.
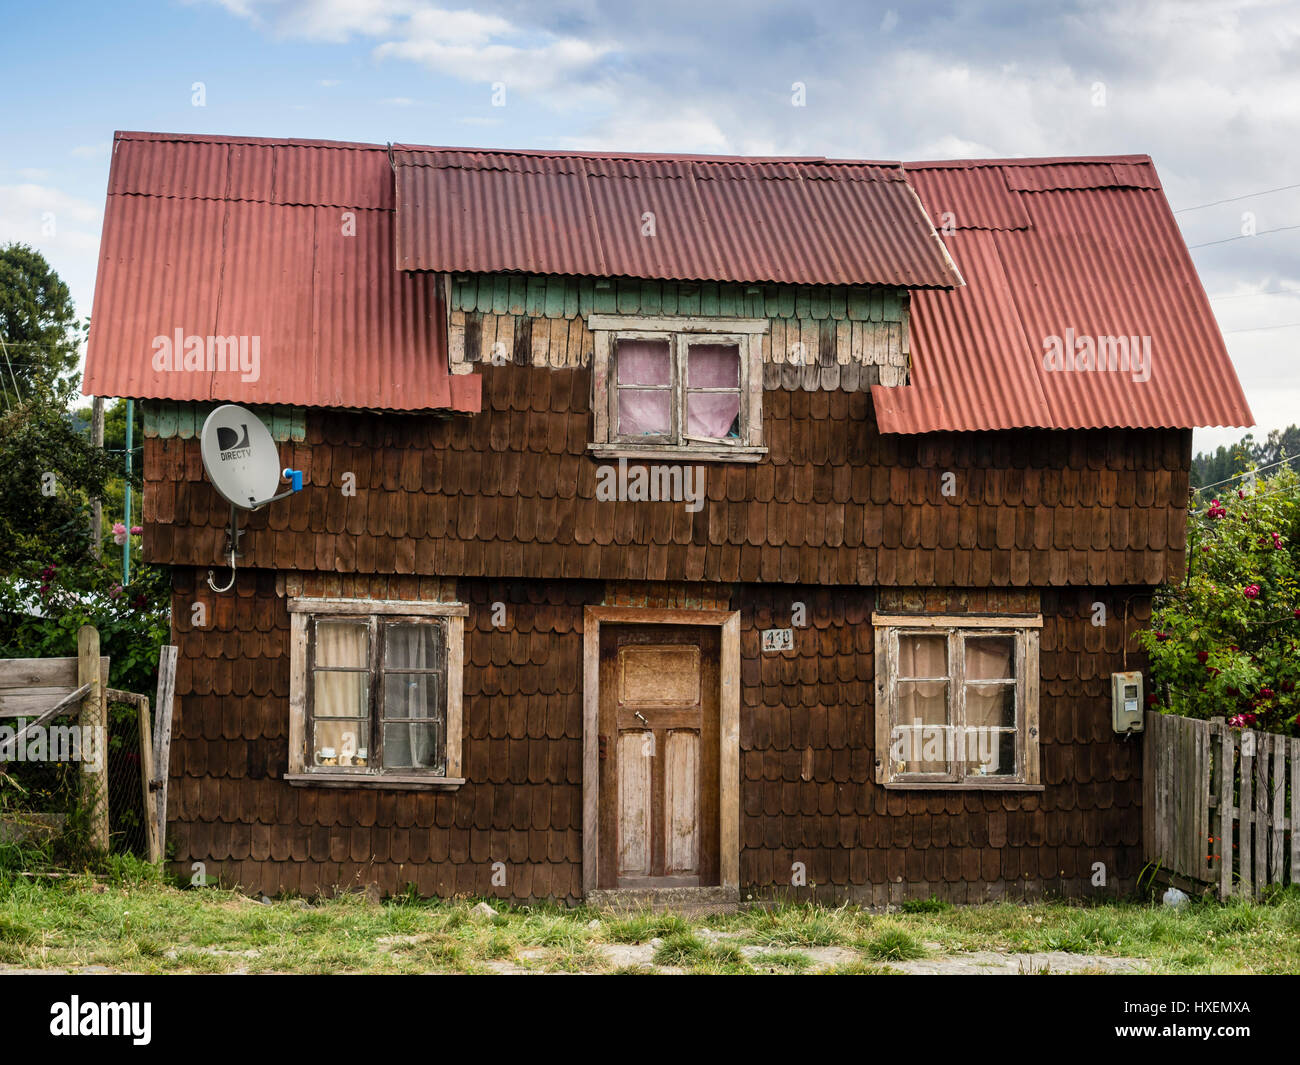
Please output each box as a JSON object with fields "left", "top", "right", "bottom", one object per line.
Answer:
{"left": 525, "top": 276, "right": 547, "bottom": 316}
{"left": 640, "top": 281, "right": 661, "bottom": 315}
{"left": 492, "top": 275, "right": 511, "bottom": 315}
{"left": 142, "top": 400, "right": 306, "bottom": 441}
{"left": 544, "top": 276, "right": 567, "bottom": 318}
{"left": 508, "top": 275, "right": 528, "bottom": 316}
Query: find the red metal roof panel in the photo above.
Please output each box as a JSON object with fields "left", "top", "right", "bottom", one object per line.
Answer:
{"left": 905, "top": 166, "right": 1030, "bottom": 231}
{"left": 392, "top": 148, "right": 963, "bottom": 288}
{"left": 84, "top": 133, "right": 479, "bottom": 413}
{"left": 878, "top": 161, "right": 1253, "bottom": 433}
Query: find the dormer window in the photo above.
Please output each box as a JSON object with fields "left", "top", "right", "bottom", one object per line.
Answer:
{"left": 589, "top": 315, "right": 768, "bottom": 462}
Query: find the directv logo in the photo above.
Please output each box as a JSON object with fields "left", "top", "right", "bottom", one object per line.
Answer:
{"left": 217, "top": 423, "right": 253, "bottom": 461}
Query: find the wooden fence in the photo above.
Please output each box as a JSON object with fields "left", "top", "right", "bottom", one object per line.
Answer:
{"left": 0, "top": 629, "right": 176, "bottom": 861}
{"left": 1144, "top": 711, "right": 1300, "bottom": 898}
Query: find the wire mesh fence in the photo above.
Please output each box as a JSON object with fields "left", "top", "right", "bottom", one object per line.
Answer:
{"left": 0, "top": 699, "right": 155, "bottom": 860}
{"left": 105, "top": 696, "right": 152, "bottom": 859}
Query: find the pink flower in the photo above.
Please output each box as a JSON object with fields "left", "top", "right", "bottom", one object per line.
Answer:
{"left": 1243, "top": 584, "right": 1261, "bottom": 600}
{"left": 1228, "top": 712, "right": 1257, "bottom": 728}
{"left": 1207, "top": 500, "right": 1226, "bottom": 519}
{"left": 112, "top": 522, "right": 127, "bottom": 546}
{"left": 130, "top": 525, "right": 142, "bottom": 535}
{"left": 109, "top": 583, "right": 123, "bottom": 599}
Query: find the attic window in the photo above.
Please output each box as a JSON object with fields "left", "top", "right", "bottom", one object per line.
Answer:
{"left": 588, "top": 314, "right": 768, "bottom": 462}
{"left": 872, "top": 614, "right": 1043, "bottom": 790}
{"left": 285, "top": 599, "right": 466, "bottom": 790}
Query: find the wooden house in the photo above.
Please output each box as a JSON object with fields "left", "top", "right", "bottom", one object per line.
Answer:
{"left": 83, "top": 131, "right": 1252, "bottom": 908}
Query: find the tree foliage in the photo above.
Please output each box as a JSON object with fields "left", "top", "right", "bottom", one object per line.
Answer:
{"left": 0, "top": 243, "right": 83, "bottom": 404}
{"left": 1139, "top": 466, "right": 1300, "bottom": 734}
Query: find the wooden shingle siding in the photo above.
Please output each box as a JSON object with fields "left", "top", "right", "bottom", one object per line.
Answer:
{"left": 447, "top": 274, "right": 909, "bottom": 389}
{"left": 141, "top": 381, "right": 1191, "bottom": 588}
{"left": 165, "top": 573, "right": 1146, "bottom": 902}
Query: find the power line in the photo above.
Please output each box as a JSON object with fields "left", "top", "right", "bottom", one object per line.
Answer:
{"left": 1193, "top": 453, "right": 1300, "bottom": 493}
{"left": 1189, "top": 222, "right": 1300, "bottom": 250}
{"left": 1175, "top": 181, "right": 1300, "bottom": 214}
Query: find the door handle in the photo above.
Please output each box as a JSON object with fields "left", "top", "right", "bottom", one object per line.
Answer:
{"left": 634, "top": 711, "right": 649, "bottom": 725}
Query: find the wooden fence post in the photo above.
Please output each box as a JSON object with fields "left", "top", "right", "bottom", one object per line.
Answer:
{"left": 152, "top": 646, "right": 177, "bottom": 855}
{"left": 77, "top": 625, "right": 109, "bottom": 852}
{"left": 135, "top": 695, "right": 161, "bottom": 863}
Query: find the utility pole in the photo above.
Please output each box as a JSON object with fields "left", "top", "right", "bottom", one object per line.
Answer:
{"left": 90, "top": 396, "right": 104, "bottom": 557}
{"left": 123, "top": 398, "right": 133, "bottom": 586}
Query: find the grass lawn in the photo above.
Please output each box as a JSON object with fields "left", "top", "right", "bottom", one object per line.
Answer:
{"left": 1, "top": 862, "right": 1297, "bottom": 974}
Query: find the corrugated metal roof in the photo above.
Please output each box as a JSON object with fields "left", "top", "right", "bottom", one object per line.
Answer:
{"left": 875, "top": 157, "right": 1253, "bottom": 433}
{"left": 85, "top": 135, "right": 1251, "bottom": 433}
{"left": 84, "top": 132, "right": 479, "bottom": 412}
{"left": 392, "top": 148, "right": 963, "bottom": 288}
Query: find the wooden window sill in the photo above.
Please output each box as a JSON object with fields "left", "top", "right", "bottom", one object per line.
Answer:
{"left": 284, "top": 772, "right": 466, "bottom": 791}
{"left": 881, "top": 781, "right": 1044, "bottom": 791}
{"left": 588, "top": 443, "right": 768, "bottom": 464}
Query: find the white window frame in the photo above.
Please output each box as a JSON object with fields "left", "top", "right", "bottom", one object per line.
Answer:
{"left": 872, "top": 613, "right": 1042, "bottom": 790}
{"left": 286, "top": 598, "right": 467, "bottom": 790}
{"left": 589, "top": 314, "right": 768, "bottom": 463}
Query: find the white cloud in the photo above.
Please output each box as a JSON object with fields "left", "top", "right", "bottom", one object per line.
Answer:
{"left": 212, "top": 0, "right": 615, "bottom": 95}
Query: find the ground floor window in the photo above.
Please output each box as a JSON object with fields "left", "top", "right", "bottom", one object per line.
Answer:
{"left": 872, "top": 613, "right": 1042, "bottom": 789}
{"left": 286, "top": 598, "right": 466, "bottom": 788}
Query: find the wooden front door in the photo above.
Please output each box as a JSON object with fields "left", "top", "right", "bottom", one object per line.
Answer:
{"left": 598, "top": 624, "right": 720, "bottom": 889}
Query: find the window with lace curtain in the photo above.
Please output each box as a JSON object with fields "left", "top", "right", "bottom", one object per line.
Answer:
{"left": 286, "top": 600, "right": 466, "bottom": 788}
{"left": 872, "top": 614, "right": 1042, "bottom": 789}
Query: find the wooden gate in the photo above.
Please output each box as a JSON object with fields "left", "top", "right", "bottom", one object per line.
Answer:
{"left": 1144, "top": 711, "right": 1300, "bottom": 898}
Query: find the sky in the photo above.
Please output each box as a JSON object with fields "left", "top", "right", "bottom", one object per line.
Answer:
{"left": 2, "top": 0, "right": 1298, "bottom": 455}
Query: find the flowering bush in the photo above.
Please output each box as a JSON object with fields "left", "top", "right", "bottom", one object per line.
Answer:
{"left": 1138, "top": 465, "right": 1300, "bottom": 735}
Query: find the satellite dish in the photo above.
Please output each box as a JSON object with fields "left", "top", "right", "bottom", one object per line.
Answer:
{"left": 200, "top": 404, "right": 283, "bottom": 508}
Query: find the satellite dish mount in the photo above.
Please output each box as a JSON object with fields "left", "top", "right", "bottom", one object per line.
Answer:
{"left": 199, "top": 405, "right": 303, "bottom": 593}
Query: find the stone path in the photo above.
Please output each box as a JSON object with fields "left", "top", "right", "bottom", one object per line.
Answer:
{"left": 0, "top": 941, "right": 1150, "bottom": 976}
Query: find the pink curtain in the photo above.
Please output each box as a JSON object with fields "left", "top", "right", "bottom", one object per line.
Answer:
{"left": 617, "top": 340, "right": 671, "bottom": 384}
{"left": 686, "top": 344, "right": 740, "bottom": 438}
{"left": 687, "top": 393, "right": 741, "bottom": 438}
{"left": 688, "top": 344, "right": 739, "bottom": 386}
{"left": 617, "top": 339, "right": 671, "bottom": 435}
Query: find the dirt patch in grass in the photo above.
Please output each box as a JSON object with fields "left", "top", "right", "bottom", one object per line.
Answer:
{"left": 1, "top": 872, "right": 1296, "bottom": 975}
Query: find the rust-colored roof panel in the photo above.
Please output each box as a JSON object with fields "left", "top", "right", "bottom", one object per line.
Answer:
{"left": 392, "top": 148, "right": 962, "bottom": 288}
{"left": 904, "top": 166, "right": 1029, "bottom": 231}
{"left": 84, "top": 132, "right": 479, "bottom": 413}
{"left": 878, "top": 159, "right": 1253, "bottom": 433}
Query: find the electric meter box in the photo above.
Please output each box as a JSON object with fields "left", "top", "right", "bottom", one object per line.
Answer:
{"left": 1111, "top": 671, "right": 1144, "bottom": 733}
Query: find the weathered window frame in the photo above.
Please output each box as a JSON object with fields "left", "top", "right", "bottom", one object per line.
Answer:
{"left": 872, "top": 613, "right": 1042, "bottom": 791}
{"left": 286, "top": 598, "right": 467, "bottom": 790}
{"left": 589, "top": 314, "right": 768, "bottom": 463}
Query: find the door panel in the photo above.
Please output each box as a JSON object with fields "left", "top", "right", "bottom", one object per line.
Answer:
{"left": 598, "top": 624, "right": 720, "bottom": 889}
{"left": 617, "top": 732, "right": 653, "bottom": 878}
{"left": 619, "top": 645, "right": 701, "bottom": 706}
{"left": 663, "top": 730, "right": 699, "bottom": 875}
